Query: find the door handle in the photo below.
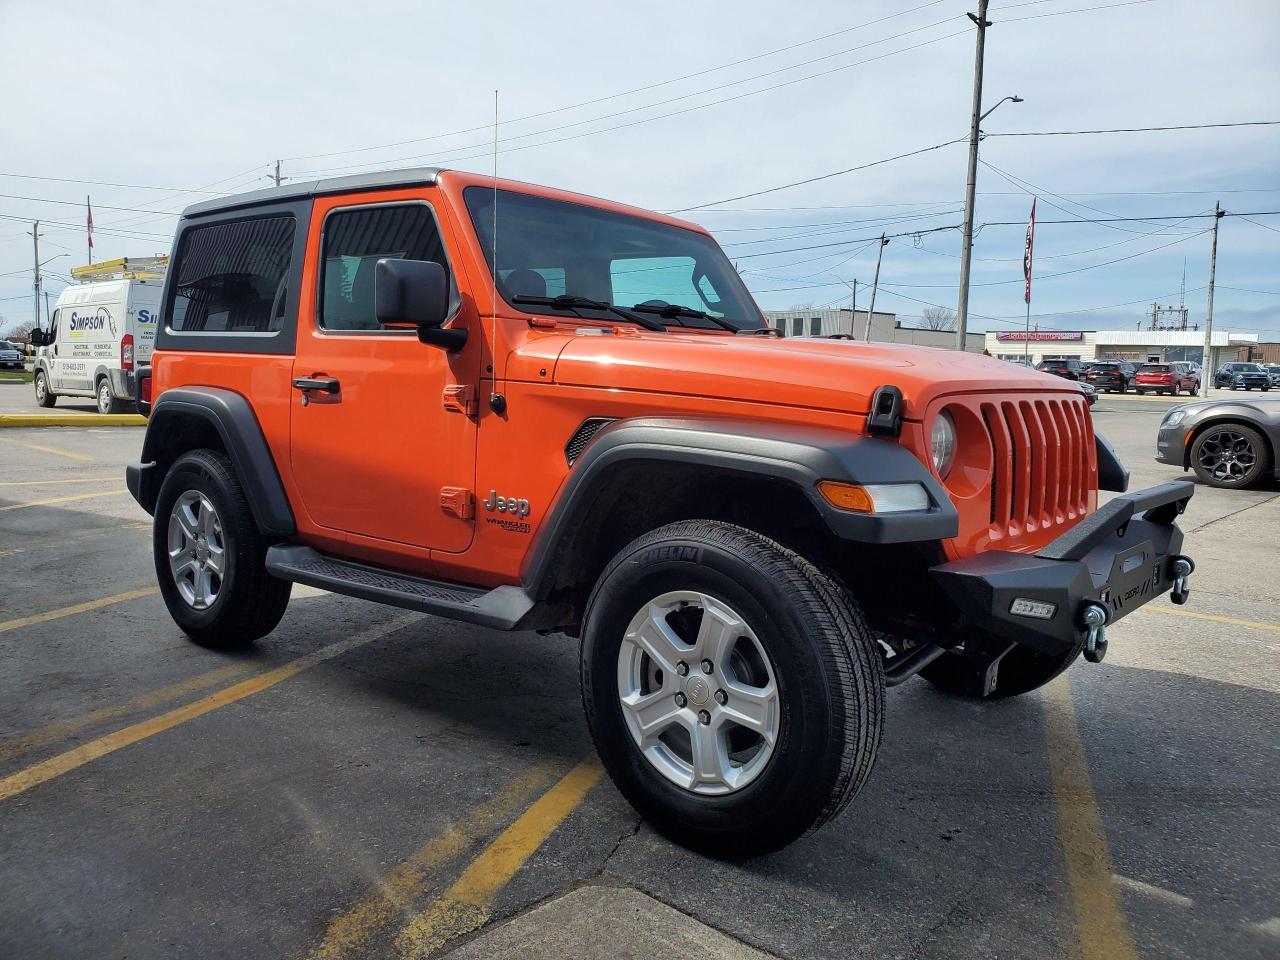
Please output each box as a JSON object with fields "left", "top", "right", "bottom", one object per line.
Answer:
{"left": 292, "top": 376, "right": 340, "bottom": 394}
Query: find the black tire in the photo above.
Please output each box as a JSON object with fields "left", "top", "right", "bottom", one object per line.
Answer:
{"left": 921, "top": 634, "right": 1083, "bottom": 699}
{"left": 33, "top": 370, "right": 56, "bottom": 407}
{"left": 96, "top": 377, "right": 122, "bottom": 415}
{"left": 580, "top": 520, "right": 884, "bottom": 858}
{"left": 1189, "top": 423, "right": 1271, "bottom": 489}
{"left": 153, "top": 449, "right": 291, "bottom": 648}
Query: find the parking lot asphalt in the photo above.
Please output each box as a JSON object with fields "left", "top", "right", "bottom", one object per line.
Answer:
{"left": 1, "top": 395, "right": 1277, "bottom": 960}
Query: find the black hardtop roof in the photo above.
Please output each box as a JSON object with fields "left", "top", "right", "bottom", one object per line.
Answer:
{"left": 182, "top": 167, "right": 445, "bottom": 218}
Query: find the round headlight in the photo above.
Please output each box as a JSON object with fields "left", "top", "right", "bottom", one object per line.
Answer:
{"left": 930, "top": 411, "right": 957, "bottom": 479}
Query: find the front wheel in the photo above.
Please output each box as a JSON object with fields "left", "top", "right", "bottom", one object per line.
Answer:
{"left": 581, "top": 520, "right": 884, "bottom": 857}
{"left": 153, "top": 449, "right": 291, "bottom": 647}
{"left": 1190, "top": 424, "right": 1270, "bottom": 488}
{"left": 34, "top": 370, "right": 56, "bottom": 407}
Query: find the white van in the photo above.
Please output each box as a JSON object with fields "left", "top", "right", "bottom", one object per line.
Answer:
{"left": 33, "top": 272, "right": 162, "bottom": 413}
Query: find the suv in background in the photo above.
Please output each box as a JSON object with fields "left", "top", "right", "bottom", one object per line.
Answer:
{"left": 1135, "top": 362, "right": 1197, "bottom": 395}
{"left": 124, "top": 167, "right": 1196, "bottom": 856}
{"left": 1215, "top": 362, "right": 1271, "bottom": 391}
{"left": 1035, "top": 357, "right": 1087, "bottom": 380}
{"left": 1085, "top": 360, "right": 1135, "bottom": 393}
{"left": 0, "top": 340, "right": 23, "bottom": 370}
{"left": 1264, "top": 364, "right": 1280, "bottom": 388}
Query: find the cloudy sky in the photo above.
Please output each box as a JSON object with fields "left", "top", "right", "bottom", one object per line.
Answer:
{"left": 1, "top": 0, "right": 1276, "bottom": 337}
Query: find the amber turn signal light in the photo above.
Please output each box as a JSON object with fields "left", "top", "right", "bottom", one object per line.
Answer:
{"left": 816, "top": 481, "right": 875, "bottom": 513}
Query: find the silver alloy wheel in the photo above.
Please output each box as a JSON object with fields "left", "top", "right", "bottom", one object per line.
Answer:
{"left": 617, "top": 591, "right": 780, "bottom": 796}
{"left": 35, "top": 373, "right": 47, "bottom": 403}
{"left": 1197, "top": 429, "right": 1257, "bottom": 484}
{"left": 167, "top": 490, "right": 226, "bottom": 610}
{"left": 97, "top": 380, "right": 112, "bottom": 414}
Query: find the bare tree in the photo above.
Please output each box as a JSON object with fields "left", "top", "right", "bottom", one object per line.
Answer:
{"left": 1, "top": 318, "right": 36, "bottom": 343}
{"left": 920, "top": 305, "right": 956, "bottom": 331}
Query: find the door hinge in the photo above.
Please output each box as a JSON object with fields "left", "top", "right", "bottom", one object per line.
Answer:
{"left": 443, "top": 384, "right": 478, "bottom": 416}
{"left": 439, "top": 487, "right": 475, "bottom": 520}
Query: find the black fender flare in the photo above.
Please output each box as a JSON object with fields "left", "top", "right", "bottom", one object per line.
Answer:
{"left": 521, "top": 416, "right": 958, "bottom": 599}
{"left": 126, "top": 386, "right": 295, "bottom": 536}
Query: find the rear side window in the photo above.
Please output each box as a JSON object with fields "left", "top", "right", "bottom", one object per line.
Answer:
{"left": 320, "top": 204, "right": 453, "bottom": 331}
{"left": 169, "top": 216, "right": 294, "bottom": 333}
{"left": 1140, "top": 364, "right": 1170, "bottom": 372}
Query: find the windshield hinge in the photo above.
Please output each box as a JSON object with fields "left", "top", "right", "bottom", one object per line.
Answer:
{"left": 439, "top": 487, "right": 475, "bottom": 520}
{"left": 443, "top": 384, "right": 478, "bottom": 416}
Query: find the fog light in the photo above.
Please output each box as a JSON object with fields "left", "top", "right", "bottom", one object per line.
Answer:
{"left": 1010, "top": 597, "right": 1057, "bottom": 620}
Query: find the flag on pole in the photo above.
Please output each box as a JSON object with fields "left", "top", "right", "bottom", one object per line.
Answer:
{"left": 86, "top": 196, "right": 94, "bottom": 262}
{"left": 1022, "top": 197, "right": 1036, "bottom": 304}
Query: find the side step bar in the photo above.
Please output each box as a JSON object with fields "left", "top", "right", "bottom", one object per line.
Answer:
{"left": 265, "top": 545, "right": 541, "bottom": 631}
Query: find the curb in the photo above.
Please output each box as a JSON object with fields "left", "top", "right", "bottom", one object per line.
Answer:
{"left": 0, "top": 414, "right": 146, "bottom": 428}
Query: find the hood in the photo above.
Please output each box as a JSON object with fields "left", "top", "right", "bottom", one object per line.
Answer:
{"left": 552, "top": 331, "right": 1079, "bottom": 418}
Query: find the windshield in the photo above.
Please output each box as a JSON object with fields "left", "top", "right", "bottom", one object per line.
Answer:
{"left": 0, "top": 341, "right": 14, "bottom": 350}
{"left": 1235, "top": 364, "right": 1263, "bottom": 372}
{"left": 464, "top": 187, "right": 764, "bottom": 330}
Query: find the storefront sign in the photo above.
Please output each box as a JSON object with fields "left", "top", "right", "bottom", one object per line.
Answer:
{"left": 994, "top": 331, "right": 1085, "bottom": 342}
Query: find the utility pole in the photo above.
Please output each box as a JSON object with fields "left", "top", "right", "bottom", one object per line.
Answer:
{"left": 29, "top": 221, "right": 41, "bottom": 332}
{"left": 954, "top": 0, "right": 990, "bottom": 350}
{"left": 1200, "top": 201, "right": 1223, "bottom": 398}
{"left": 271, "top": 160, "right": 288, "bottom": 187}
{"left": 865, "top": 235, "right": 889, "bottom": 341}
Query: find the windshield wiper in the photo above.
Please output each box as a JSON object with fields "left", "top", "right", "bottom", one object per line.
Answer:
{"left": 510, "top": 294, "right": 666, "bottom": 332}
{"left": 629, "top": 301, "right": 739, "bottom": 332}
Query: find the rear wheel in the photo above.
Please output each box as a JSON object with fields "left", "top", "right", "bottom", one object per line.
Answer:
{"left": 153, "top": 449, "right": 291, "bottom": 647}
{"left": 581, "top": 520, "right": 884, "bottom": 857}
{"left": 1190, "top": 424, "right": 1270, "bottom": 489}
{"left": 921, "top": 634, "right": 1082, "bottom": 699}
{"left": 96, "top": 377, "right": 122, "bottom": 415}
{"left": 33, "top": 370, "right": 56, "bottom": 407}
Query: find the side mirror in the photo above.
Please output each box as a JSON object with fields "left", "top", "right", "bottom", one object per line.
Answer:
{"left": 374, "top": 258, "right": 465, "bottom": 350}
{"left": 29, "top": 329, "right": 49, "bottom": 347}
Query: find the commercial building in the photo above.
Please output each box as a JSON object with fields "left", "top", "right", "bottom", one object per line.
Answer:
{"left": 983, "top": 328, "right": 1261, "bottom": 368}
{"left": 763, "top": 308, "right": 984, "bottom": 352}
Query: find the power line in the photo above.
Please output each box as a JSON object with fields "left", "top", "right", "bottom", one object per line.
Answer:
{"left": 0, "top": 172, "right": 225, "bottom": 194}
{"left": 986, "top": 120, "right": 1280, "bottom": 137}
{"left": 672, "top": 139, "right": 967, "bottom": 213}
{"left": 0, "top": 193, "right": 180, "bottom": 217}
{"left": 283, "top": 1, "right": 950, "bottom": 164}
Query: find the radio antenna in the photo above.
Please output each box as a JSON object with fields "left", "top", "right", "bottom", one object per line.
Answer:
{"left": 489, "top": 89, "right": 506, "bottom": 414}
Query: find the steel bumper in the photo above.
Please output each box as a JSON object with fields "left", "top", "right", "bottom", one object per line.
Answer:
{"left": 930, "top": 481, "right": 1195, "bottom": 656}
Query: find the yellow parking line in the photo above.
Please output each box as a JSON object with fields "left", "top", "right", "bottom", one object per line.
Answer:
{"left": 394, "top": 757, "right": 603, "bottom": 959}
{"left": 0, "top": 614, "right": 418, "bottom": 803}
{"left": 0, "top": 476, "right": 118, "bottom": 486}
{"left": 0, "top": 489, "right": 126, "bottom": 512}
{"left": 0, "top": 437, "right": 93, "bottom": 461}
{"left": 1139, "top": 605, "right": 1280, "bottom": 634}
{"left": 1043, "top": 675, "right": 1138, "bottom": 960}
{"left": 306, "top": 761, "right": 564, "bottom": 960}
{"left": 0, "top": 586, "right": 159, "bottom": 634}
{"left": 0, "top": 661, "right": 258, "bottom": 764}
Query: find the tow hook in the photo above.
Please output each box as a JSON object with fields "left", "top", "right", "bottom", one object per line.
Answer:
{"left": 1169, "top": 555, "right": 1194, "bottom": 605}
{"left": 1081, "top": 602, "right": 1109, "bottom": 663}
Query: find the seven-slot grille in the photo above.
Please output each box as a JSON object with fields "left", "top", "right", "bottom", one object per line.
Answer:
{"left": 980, "top": 395, "right": 1094, "bottom": 540}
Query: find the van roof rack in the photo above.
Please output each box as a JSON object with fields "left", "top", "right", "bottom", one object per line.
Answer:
{"left": 71, "top": 256, "right": 169, "bottom": 282}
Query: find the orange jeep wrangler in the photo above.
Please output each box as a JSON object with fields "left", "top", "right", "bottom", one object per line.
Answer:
{"left": 126, "top": 168, "right": 1195, "bottom": 855}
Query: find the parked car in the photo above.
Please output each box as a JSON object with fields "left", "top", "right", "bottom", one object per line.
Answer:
{"left": 0, "top": 339, "right": 23, "bottom": 370}
{"left": 1080, "top": 381, "right": 1098, "bottom": 407}
{"left": 1084, "top": 360, "right": 1135, "bottom": 393}
{"left": 1035, "top": 357, "right": 1087, "bottom": 380}
{"left": 1214, "top": 362, "right": 1271, "bottom": 391}
{"left": 124, "top": 166, "right": 1197, "bottom": 856}
{"left": 1264, "top": 364, "right": 1280, "bottom": 388}
{"left": 1134, "top": 362, "right": 1197, "bottom": 395}
{"left": 1156, "top": 397, "right": 1280, "bottom": 488}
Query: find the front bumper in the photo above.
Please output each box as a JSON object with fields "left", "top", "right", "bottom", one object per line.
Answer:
{"left": 931, "top": 481, "right": 1194, "bottom": 656}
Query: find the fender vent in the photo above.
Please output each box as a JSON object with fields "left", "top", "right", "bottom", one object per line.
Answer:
{"left": 565, "top": 418, "right": 614, "bottom": 466}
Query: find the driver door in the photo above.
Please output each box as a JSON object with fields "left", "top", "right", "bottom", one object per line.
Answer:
{"left": 289, "top": 193, "right": 479, "bottom": 555}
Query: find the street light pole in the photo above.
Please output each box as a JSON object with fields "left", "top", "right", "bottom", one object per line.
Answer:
{"left": 1201, "top": 201, "right": 1223, "bottom": 397}
{"left": 954, "top": 0, "right": 990, "bottom": 351}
